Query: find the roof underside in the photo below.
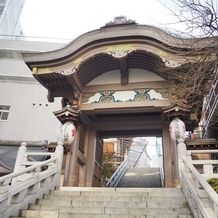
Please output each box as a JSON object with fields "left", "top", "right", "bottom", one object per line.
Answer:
{"left": 34, "top": 50, "right": 167, "bottom": 93}
{"left": 78, "top": 51, "right": 165, "bottom": 86}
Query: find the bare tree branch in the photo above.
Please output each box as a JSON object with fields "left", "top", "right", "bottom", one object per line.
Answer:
{"left": 162, "top": 0, "right": 218, "bottom": 132}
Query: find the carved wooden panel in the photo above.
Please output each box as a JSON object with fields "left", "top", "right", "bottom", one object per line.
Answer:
{"left": 93, "top": 161, "right": 102, "bottom": 187}
{"left": 79, "top": 125, "right": 86, "bottom": 153}
{"left": 95, "top": 136, "right": 103, "bottom": 166}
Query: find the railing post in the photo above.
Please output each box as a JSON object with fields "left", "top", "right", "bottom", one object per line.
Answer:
{"left": 11, "top": 142, "right": 27, "bottom": 186}
{"left": 54, "top": 141, "right": 64, "bottom": 188}
{"left": 169, "top": 118, "right": 187, "bottom": 185}
{"left": 26, "top": 166, "right": 41, "bottom": 195}
{"left": 0, "top": 178, "right": 11, "bottom": 214}
{"left": 177, "top": 139, "right": 187, "bottom": 168}
{"left": 203, "top": 164, "right": 213, "bottom": 174}
{"left": 187, "top": 151, "right": 192, "bottom": 161}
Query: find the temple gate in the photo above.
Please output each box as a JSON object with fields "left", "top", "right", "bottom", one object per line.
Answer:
{"left": 23, "top": 16, "right": 215, "bottom": 187}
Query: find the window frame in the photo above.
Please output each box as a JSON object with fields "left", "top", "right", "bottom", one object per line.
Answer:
{"left": 0, "top": 105, "right": 10, "bottom": 121}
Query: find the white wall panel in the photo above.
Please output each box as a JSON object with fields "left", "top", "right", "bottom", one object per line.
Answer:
{"left": 0, "top": 81, "right": 61, "bottom": 142}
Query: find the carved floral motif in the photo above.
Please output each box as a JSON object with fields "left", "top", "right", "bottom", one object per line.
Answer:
{"left": 37, "top": 68, "right": 50, "bottom": 74}
{"left": 59, "top": 64, "right": 81, "bottom": 76}
{"left": 105, "top": 44, "right": 135, "bottom": 58}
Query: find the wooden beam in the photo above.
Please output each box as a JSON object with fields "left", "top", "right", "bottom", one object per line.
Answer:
{"left": 82, "top": 81, "right": 168, "bottom": 94}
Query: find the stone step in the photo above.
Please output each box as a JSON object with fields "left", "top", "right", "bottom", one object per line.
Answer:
{"left": 36, "top": 197, "right": 187, "bottom": 207}
{"left": 57, "top": 187, "right": 184, "bottom": 197}
{"left": 11, "top": 188, "right": 193, "bottom": 218}
{"left": 125, "top": 167, "right": 160, "bottom": 173}
{"left": 40, "top": 188, "right": 189, "bottom": 209}
{"left": 11, "top": 214, "right": 193, "bottom": 218}
{"left": 20, "top": 207, "right": 192, "bottom": 217}
{"left": 46, "top": 192, "right": 184, "bottom": 199}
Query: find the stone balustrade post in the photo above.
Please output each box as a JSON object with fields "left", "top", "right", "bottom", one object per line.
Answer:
{"left": 11, "top": 142, "right": 27, "bottom": 186}
{"left": 0, "top": 177, "right": 11, "bottom": 214}
{"left": 203, "top": 164, "right": 213, "bottom": 174}
{"left": 54, "top": 141, "right": 64, "bottom": 187}
{"left": 187, "top": 151, "right": 192, "bottom": 161}
{"left": 169, "top": 117, "right": 187, "bottom": 182}
{"left": 177, "top": 138, "right": 187, "bottom": 177}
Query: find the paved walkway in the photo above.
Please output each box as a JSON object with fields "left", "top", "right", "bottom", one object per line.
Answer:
{"left": 117, "top": 167, "right": 162, "bottom": 187}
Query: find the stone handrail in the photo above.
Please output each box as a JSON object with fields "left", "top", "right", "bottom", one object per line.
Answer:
{"left": 187, "top": 150, "right": 218, "bottom": 180}
{"left": 0, "top": 142, "right": 63, "bottom": 218}
{"left": 181, "top": 156, "right": 218, "bottom": 218}
{"left": 106, "top": 159, "right": 127, "bottom": 187}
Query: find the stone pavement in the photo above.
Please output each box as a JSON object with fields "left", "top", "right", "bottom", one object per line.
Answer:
{"left": 117, "top": 167, "right": 162, "bottom": 187}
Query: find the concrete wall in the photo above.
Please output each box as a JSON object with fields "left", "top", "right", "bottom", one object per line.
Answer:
{"left": 0, "top": 80, "right": 61, "bottom": 142}
{"left": 0, "top": 39, "right": 67, "bottom": 143}
{"left": 0, "top": 59, "right": 33, "bottom": 77}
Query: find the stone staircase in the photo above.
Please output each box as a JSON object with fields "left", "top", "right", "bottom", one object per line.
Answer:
{"left": 118, "top": 167, "right": 162, "bottom": 187}
{"left": 11, "top": 187, "right": 193, "bottom": 218}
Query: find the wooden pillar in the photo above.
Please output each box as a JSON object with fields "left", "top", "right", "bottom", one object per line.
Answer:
{"left": 85, "top": 126, "right": 96, "bottom": 187}
{"left": 63, "top": 126, "right": 80, "bottom": 186}
{"left": 77, "top": 128, "right": 89, "bottom": 187}
{"left": 78, "top": 165, "right": 86, "bottom": 187}
{"left": 162, "top": 123, "right": 174, "bottom": 187}
{"left": 63, "top": 147, "right": 70, "bottom": 186}
{"left": 170, "top": 141, "right": 174, "bottom": 187}
{"left": 169, "top": 140, "right": 180, "bottom": 188}
{"left": 68, "top": 126, "right": 80, "bottom": 186}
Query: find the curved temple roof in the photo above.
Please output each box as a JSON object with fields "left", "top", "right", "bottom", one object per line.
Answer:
{"left": 23, "top": 17, "right": 214, "bottom": 95}
{"left": 22, "top": 17, "right": 216, "bottom": 133}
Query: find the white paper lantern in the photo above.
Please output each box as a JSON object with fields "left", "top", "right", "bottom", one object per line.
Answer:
{"left": 169, "top": 118, "right": 186, "bottom": 141}
{"left": 61, "top": 121, "right": 76, "bottom": 145}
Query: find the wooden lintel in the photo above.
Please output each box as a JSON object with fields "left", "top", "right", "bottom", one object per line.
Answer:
{"left": 82, "top": 81, "right": 168, "bottom": 94}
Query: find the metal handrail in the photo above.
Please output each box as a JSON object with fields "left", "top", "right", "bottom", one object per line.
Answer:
{"left": 133, "top": 141, "right": 149, "bottom": 167}
{"left": 0, "top": 34, "right": 71, "bottom": 43}
{"left": 106, "top": 159, "right": 127, "bottom": 187}
{"left": 159, "top": 157, "right": 164, "bottom": 187}
{"left": 203, "top": 70, "right": 218, "bottom": 138}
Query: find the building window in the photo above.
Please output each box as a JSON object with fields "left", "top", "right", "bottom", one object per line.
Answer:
{"left": 0, "top": 106, "right": 10, "bottom": 121}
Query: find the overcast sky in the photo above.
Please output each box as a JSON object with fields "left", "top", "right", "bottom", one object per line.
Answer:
{"left": 20, "top": 0, "right": 181, "bottom": 40}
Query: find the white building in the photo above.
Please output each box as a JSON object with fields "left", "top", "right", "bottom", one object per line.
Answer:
{"left": 0, "top": 0, "right": 69, "bottom": 143}
{"left": 0, "top": 39, "right": 67, "bottom": 142}
{"left": 0, "top": 0, "right": 25, "bottom": 37}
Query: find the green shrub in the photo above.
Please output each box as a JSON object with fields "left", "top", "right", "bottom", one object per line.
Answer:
{"left": 207, "top": 178, "right": 218, "bottom": 193}
{"left": 102, "top": 151, "right": 116, "bottom": 179}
